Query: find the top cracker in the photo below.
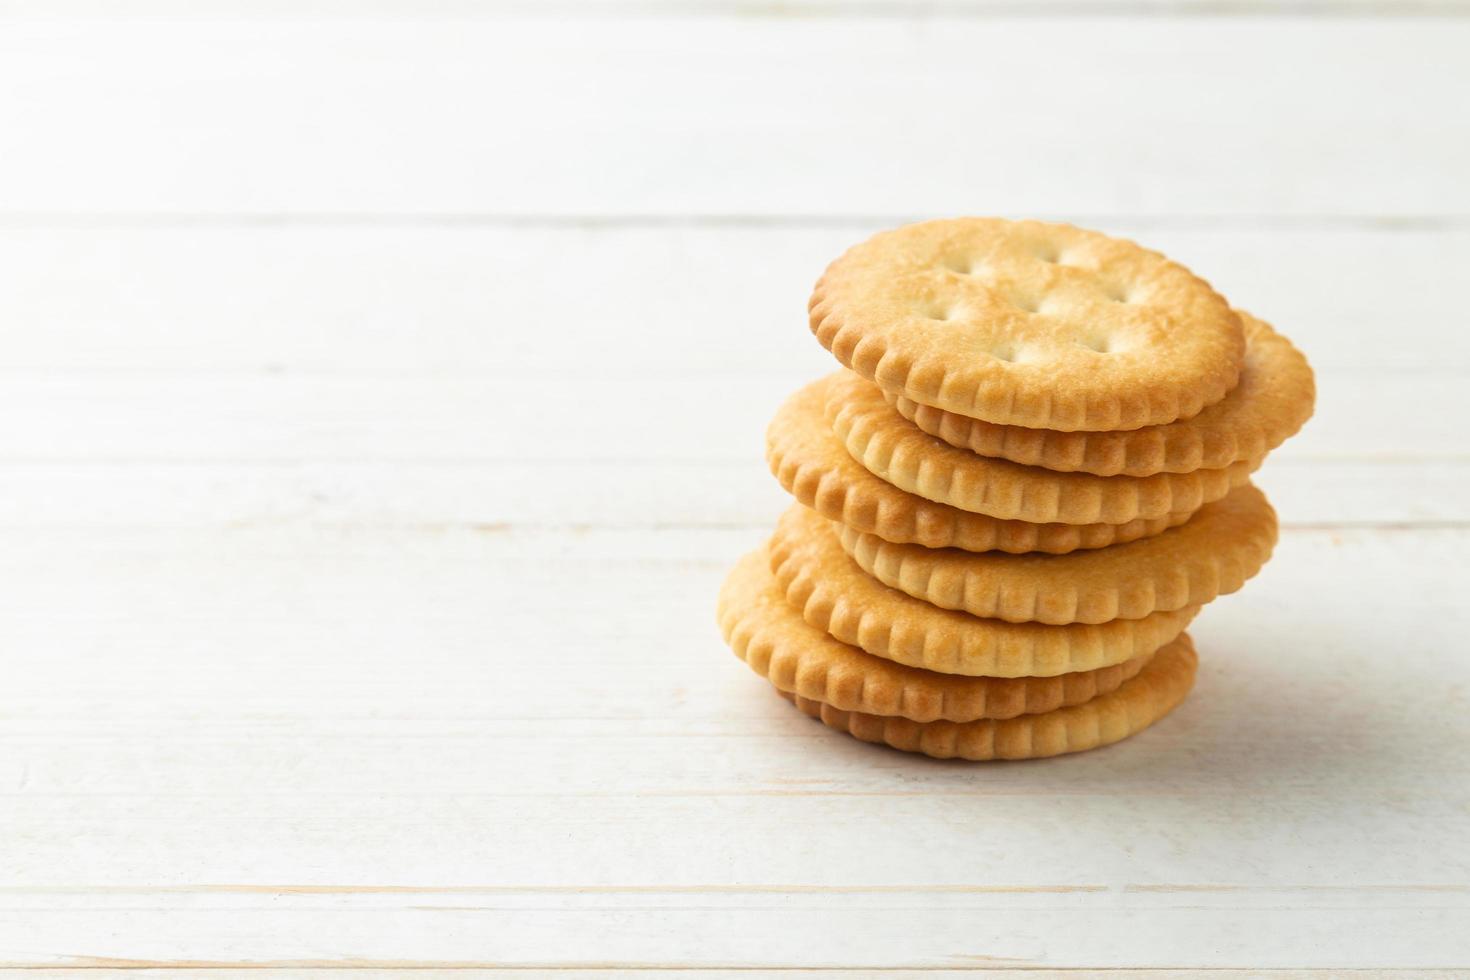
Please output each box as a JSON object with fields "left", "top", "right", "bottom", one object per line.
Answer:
{"left": 808, "top": 218, "right": 1246, "bottom": 431}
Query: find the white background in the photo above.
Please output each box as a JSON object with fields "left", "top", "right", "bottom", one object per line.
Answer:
{"left": 1, "top": 1, "right": 1468, "bottom": 974}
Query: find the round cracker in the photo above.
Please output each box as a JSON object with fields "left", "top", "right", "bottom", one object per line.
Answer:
{"left": 809, "top": 218, "right": 1244, "bottom": 431}
{"left": 836, "top": 484, "right": 1277, "bottom": 625}
{"left": 889, "top": 313, "right": 1315, "bottom": 476}
{"left": 768, "top": 376, "right": 1194, "bottom": 554}
{"left": 717, "top": 549, "right": 1151, "bottom": 722}
{"left": 826, "top": 370, "right": 1255, "bottom": 525}
{"left": 768, "top": 505, "right": 1197, "bottom": 677}
{"left": 779, "top": 634, "right": 1198, "bottom": 761}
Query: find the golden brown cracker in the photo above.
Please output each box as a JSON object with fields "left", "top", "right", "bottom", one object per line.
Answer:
{"left": 769, "top": 504, "right": 1198, "bottom": 677}
{"left": 780, "top": 634, "right": 1198, "bottom": 760}
{"left": 809, "top": 218, "right": 1244, "bottom": 431}
{"left": 889, "top": 313, "right": 1315, "bottom": 476}
{"left": 718, "top": 548, "right": 1151, "bottom": 721}
{"left": 827, "top": 370, "right": 1254, "bottom": 524}
{"left": 837, "top": 484, "right": 1277, "bottom": 625}
{"left": 768, "top": 375, "right": 1194, "bottom": 553}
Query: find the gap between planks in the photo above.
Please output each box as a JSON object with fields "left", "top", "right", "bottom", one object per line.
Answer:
{"left": 0, "top": 885, "right": 1103, "bottom": 895}
{"left": 0, "top": 213, "right": 1469, "bottom": 230}
{"left": 4, "top": 0, "right": 1470, "bottom": 20}
{"left": 7, "top": 972, "right": 1449, "bottom": 976}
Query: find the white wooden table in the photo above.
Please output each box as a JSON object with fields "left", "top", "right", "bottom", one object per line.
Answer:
{"left": 2, "top": 2, "right": 1468, "bottom": 973}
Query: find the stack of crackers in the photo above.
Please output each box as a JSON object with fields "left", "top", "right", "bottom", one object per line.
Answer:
{"left": 717, "top": 218, "right": 1315, "bottom": 760}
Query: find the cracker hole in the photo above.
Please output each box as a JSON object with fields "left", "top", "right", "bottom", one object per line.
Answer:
{"left": 1079, "top": 336, "right": 1113, "bottom": 354}
{"left": 1032, "top": 242, "right": 1060, "bottom": 263}
{"left": 1103, "top": 283, "right": 1132, "bottom": 303}
{"left": 943, "top": 257, "right": 990, "bottom": 279}
{"left": 989, "top": 346, "right": 1017, "bottom": 363}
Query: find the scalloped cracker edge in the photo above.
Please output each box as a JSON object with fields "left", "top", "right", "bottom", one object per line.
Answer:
{"left": 718, "top": 548, "right": 1151, "bottom": 721}
{"left": 769, "top": 504, "right": 1198, "bottom": 676}
{"left": 827, "top": 370, "right": 1256, "bottom": 524}
{"left": 768, "top": 376, "right": 1194, "bottom": 553}
{"left": 781, "top": 634, "right": 1198, "bottom": 760}
{"left": 837, "top": 483, "right": 1277, "bottom": 625}
{"left": 889, "top": 313, "right": 1315, "bottom": 476}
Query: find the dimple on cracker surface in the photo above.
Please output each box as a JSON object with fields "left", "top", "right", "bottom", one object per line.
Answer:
{"left": 768, "top": 375, "right": 1195, "bottom": 554}
{"left": 769, "top": 504, "right": 1197, "bottom": 677}
{"left": 827, "top": 370, "right": 1255, "bottom": 525}
{"left": 889, "top": 313, "right": 1316, "bottom": 476}
{"left": 718, "top": 549, "right": 1151, "bottom": 722}
{"left": 808, "top": 218, "right": 1245, "bottom": 431}
{"left": 837, "top": 483, "right": 1277, "bottom": 625}
{"left": 779, "top": 634, "right": 1198, "bottom": 761}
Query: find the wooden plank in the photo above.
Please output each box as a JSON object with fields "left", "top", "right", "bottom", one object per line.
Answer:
{"left": 5, "top": 975, "right": 1458, "bottom": 980}
{"left": 0, "top": 223, "right": 1462, "bottom": 527}
{"left": 0, "top": 901, "right": 1466, "bottom": 969}
{"left": 8, "top": 0, "right": 1470, "bottom": 15}
{"left": 0, "top": 458, "right": 1464, "bottom": 528}
{"left": 0, "top": 369, "right": 1450, "bottom": 464}
{"left": 1, "top": 224, "right": 1467, "bottom": 374}
{"left": 0, "top": 18, "right": 1466, "bottom": 216}
{"left": 0, "top": 524, "right": 1465, "bottom": 966}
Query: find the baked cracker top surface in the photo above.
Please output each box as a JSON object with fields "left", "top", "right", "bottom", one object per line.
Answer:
{"left": 809, "top": 217, "right": 1246, "bottom": 432}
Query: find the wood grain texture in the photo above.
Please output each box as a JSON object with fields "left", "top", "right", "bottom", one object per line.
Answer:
{"left": 0, "top": 17, "right": 1468, "bottom": 216}
{"left": 0, "top": 225, "right": 1462, "bottom": 532}
{"left": 1, "top": 3, "right": 1468, "bottom": 971}
{"left": 9, "top": 974, "right": 1469, "bottom": 980}
{"left": 11, "top": 0, "right": 1470, "bottom": 13}
{"left": 0, "top": 525, "right": 1466, "bottom": 967}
